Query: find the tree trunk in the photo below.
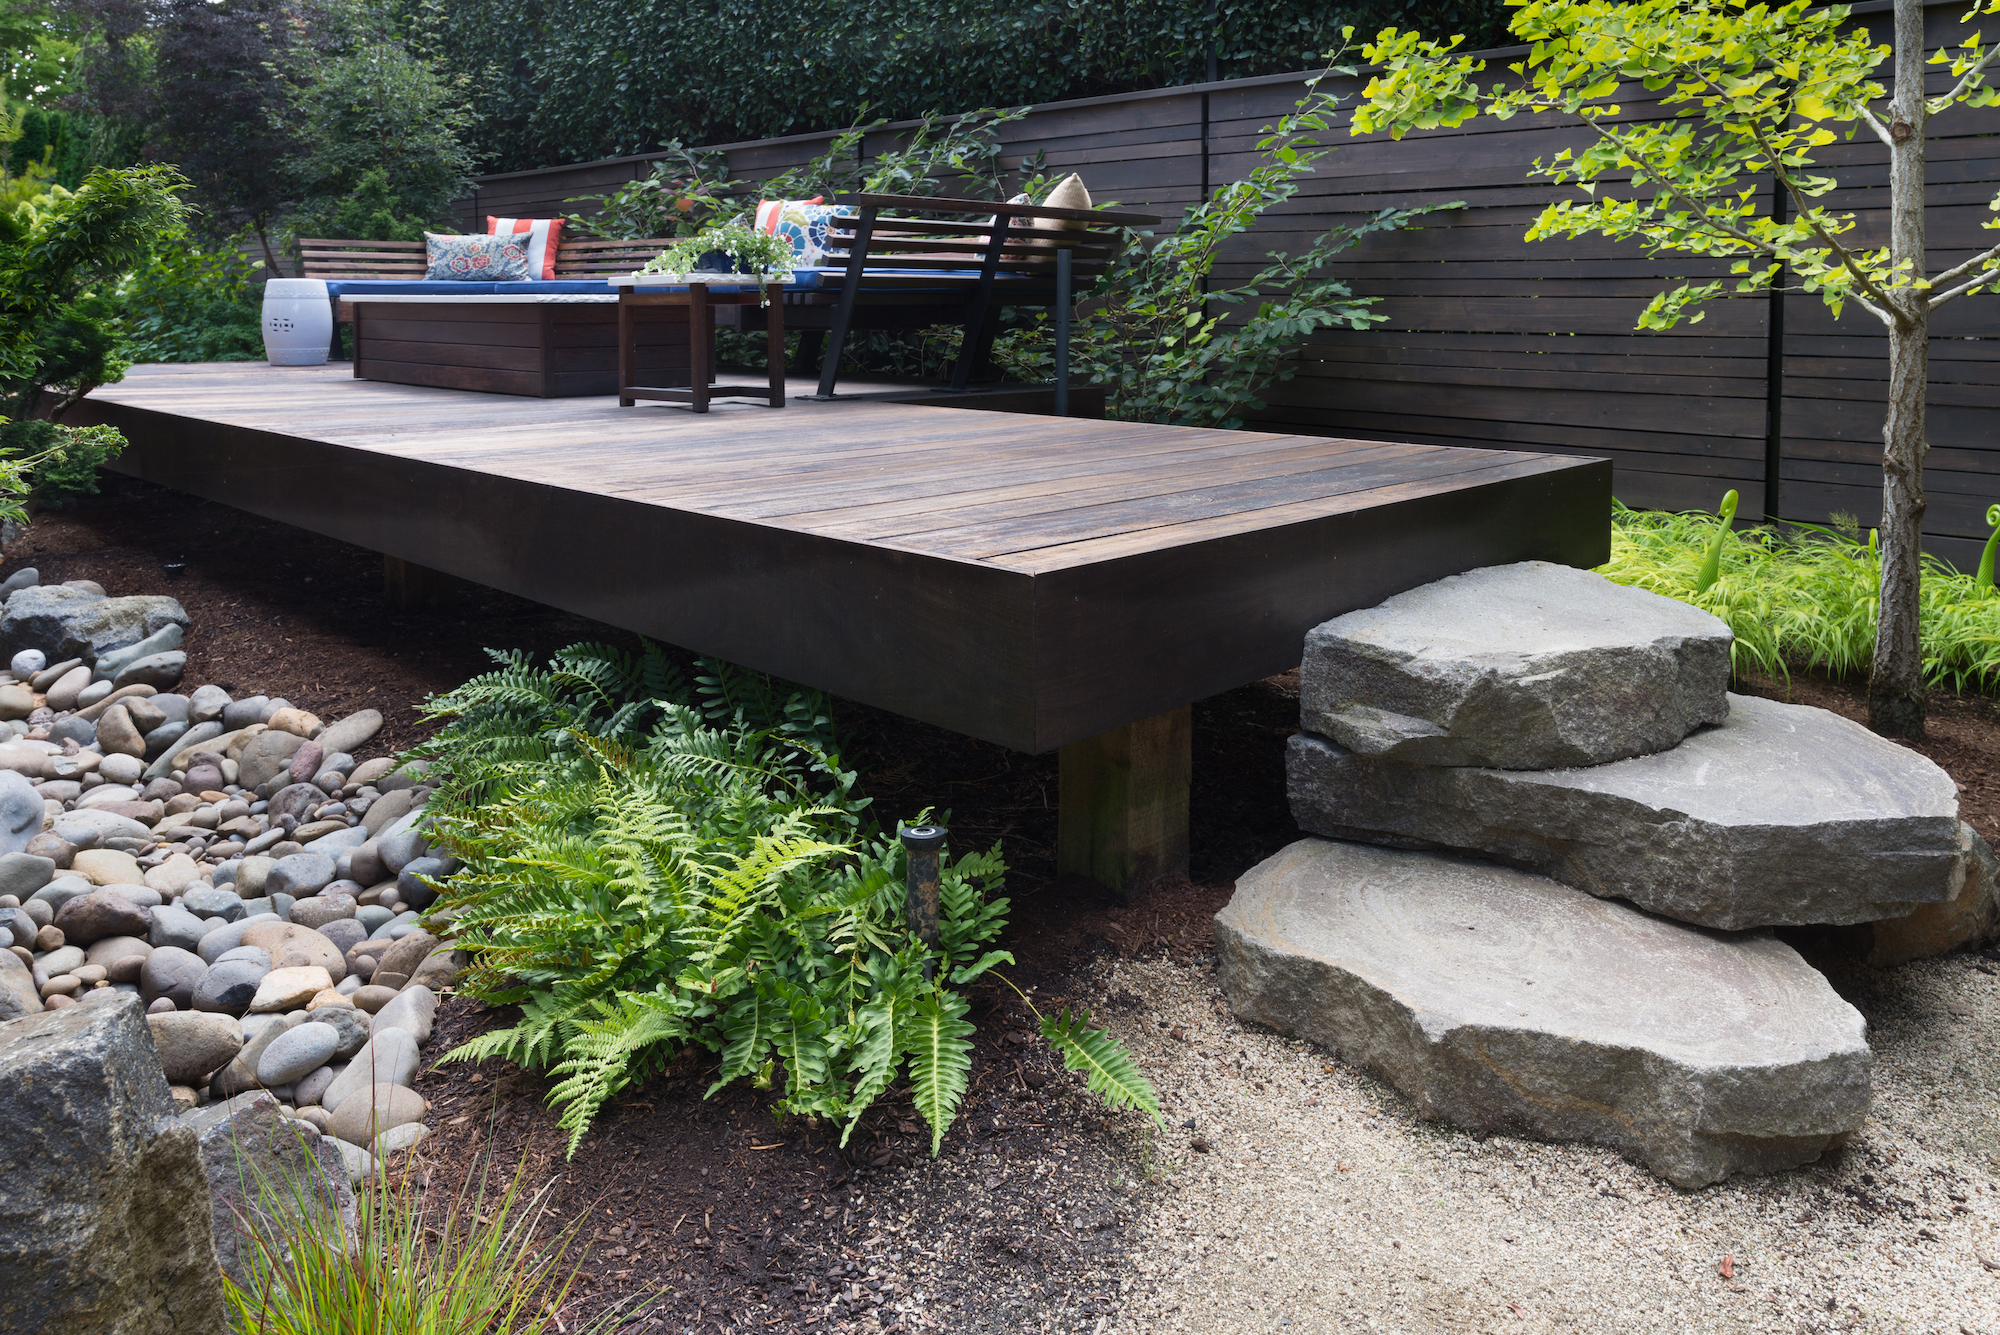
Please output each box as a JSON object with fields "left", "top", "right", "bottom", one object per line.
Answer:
{"left": 255, "top": 218, "right": 284, "bottom": 279}
{"left": 1874, "top": 318, "right": 1929, "bottom": 736}
{"left": 1869, "top": 0, "right": 1930, "bottom": 738}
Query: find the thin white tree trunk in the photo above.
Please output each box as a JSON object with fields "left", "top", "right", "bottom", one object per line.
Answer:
{"left": 1870, "top": 0, "right": 1931, "bottom": 737}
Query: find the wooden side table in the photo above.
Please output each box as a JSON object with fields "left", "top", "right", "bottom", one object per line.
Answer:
{"left": 615, "top": 280, "right": 786, "bottom": 413}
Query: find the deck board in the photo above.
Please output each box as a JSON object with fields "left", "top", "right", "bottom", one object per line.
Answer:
{"left": 70, "top": 362, "right": 1612, "bottom": 751}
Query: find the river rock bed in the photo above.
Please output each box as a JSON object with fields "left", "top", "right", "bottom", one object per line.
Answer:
{"left": 0, "top": 568, "right": 459, "bottom": 1181}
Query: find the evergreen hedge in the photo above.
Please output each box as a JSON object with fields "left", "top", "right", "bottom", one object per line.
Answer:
{"left": 429, "top": 0, "right": 1511, "bottom": 172}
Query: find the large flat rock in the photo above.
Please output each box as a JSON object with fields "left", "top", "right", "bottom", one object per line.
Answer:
{"left": 1214, "top": 839, "right": 1871, "bottom": 1188}
{"left": 1289, "top": 692, "right": 1963, "bottom": 930}
{"left": 1301, "top": 561, "right": 1731, "bottom": 769}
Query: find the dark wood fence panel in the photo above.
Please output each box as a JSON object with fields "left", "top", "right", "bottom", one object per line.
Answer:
{"left": 452, "top": 0, "right": 1999, "bottom": 562}
{"left": 1208, "top": 66, "right": 1780, "bottom": 517}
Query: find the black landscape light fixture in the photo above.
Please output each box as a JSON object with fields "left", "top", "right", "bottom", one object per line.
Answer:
{"left": 900, "top": 822, "right": 948, "bottom": 973}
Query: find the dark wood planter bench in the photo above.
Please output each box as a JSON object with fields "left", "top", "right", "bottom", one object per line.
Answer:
{"left": 348, "top": 294, "right": 695, "bottom": 399}
{"left": 305, "top": 235, "right": 694, "bottom": 398}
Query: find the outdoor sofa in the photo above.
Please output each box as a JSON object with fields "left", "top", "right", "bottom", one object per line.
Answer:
{"left": 299, "top": 192, "right": 1158, "bottom": 402}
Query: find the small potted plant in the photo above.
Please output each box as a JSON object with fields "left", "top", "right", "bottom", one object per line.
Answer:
{"left": 641, "top": 220, "right": 795, "bottom": 281}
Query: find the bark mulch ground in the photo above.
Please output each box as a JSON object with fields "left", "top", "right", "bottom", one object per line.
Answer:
{"left": 16, "top": 477, "right": 2000, "bottom": 1333}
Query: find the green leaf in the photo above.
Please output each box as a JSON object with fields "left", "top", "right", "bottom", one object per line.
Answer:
{"left": 948, "top": 949, "right": 1014, "bottom": 985}
{"left": 907, "top": 989, "right": 976, "bottom": 1154}
{"left": 1041, "top": 1007, "right": 1165, "bottom": 1127}
{"left": 710, "top": 984, "right": 778, "bottom": 1096}
{"left": 543, "top": 993, "right": 690, "bottom": 1156}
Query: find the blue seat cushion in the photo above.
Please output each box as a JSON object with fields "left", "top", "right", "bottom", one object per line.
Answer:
{"left": 324, "top": 279, "right": 618, "bottom": 298}
{"left": 325, "top": 269, "right": 1024, "bottom": 302}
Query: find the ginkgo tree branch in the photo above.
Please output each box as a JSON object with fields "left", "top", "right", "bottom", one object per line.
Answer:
{"left": 1671, "top": 53, "right": 1901, "bottom": 325}
{"left": 1575, "top": 115, "right": 1778, "bottom": 252}
{"left": 1932, "top": 40, "right": 2000, "bottom": 112}
{"left": 1857, "top": 101, "right": 1900, "bottom": 147}
{"left": 1744, "top": 117, "right": 1906, "bottom": 323}
{"left": 1544, "top": 106, "right": 1900, "bottom": 326}
{"left": 1925, "top": 238, "right": 2000, "bottom": 309}
{"left": 1923, "top": 234, "right": 2000, "bottom": 293}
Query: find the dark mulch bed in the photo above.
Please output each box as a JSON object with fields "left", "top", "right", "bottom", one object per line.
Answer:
{"left": 18, "top": 476, "right": 2000, "bottom": 1331}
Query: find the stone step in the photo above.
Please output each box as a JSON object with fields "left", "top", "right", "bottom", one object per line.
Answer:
{"left": 1214, "top": 838, "right": 1871, "bottom": 1188}
{"left": 1290, "top": 692, "right": 1963, "bottom": 930}
{"left": 1301, "top": 561, "right": 1732, "bottom": 770}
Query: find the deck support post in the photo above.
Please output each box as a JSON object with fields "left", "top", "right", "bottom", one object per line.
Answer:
{"left": 382, "top": 555, "right": 465, "bottom": 611}
{"left": 1057, "top": 705, "right": 1191, "bottom": 901}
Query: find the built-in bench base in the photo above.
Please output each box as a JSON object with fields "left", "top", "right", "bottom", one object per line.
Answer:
{"left": 350, "top": 296, "right": 701, "bottom": 398}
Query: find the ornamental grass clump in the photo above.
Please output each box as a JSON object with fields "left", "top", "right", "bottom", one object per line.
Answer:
{"left": 416, "top": 643, "right": 1161, "bottom": 1157}
{"left": 223, "top": 1150, "right": 635, "bottom": 1335}
{"left": 1601, "top": 502, "right": 2000, "bottom": 693}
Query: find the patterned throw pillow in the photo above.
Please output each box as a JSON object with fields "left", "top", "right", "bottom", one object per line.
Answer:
{"left": 424, "top": 231, "right": 531, "bottom": 282}
{"left": 754, "top": 197, "right": 848, "bottom": 268}
{"left": 487, "top": 216, "right": 565, "bottom": 280}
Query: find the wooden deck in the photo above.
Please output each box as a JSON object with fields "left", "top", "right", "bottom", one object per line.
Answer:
{"left": 70, "top": 362, "right": 1610, "bottom": 755}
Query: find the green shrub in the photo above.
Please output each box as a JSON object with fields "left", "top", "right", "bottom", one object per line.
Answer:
{"left": 8, "top": 104, "right": 90, "bottom": 189}
{"left": 0, "top": 417, "right": 123, "bottom": 508}
{"left": 115, "top": 236, "right": 263, "bottom": 364}
{"left": 282, "top": 13, "right": 474, "bottom": 242}
{"left": 0, "top": 163, "right": 189, "bottom": 419}
{"left": 993, "top": 75, "right": 1450, "bottom": 428}
{"left": 562, "top": 141, "right": 733, "bottom": 240}
{"left": 420, "top": 643, "right": 1161, "bottom": 1156}
{"left": 313, "top": 166, "right": 433, "bottom": 244}
{"left": 1601, "top": 501, "right": 2000, "bottom": 694}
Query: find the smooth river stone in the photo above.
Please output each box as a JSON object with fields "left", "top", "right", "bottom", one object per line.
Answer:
{"left": 256, "top": 1021, "right": 340, "bottom": 1085}
{"left": 315, "top": 1004, "right": 371, "bottom": 1059}
{"left": 326, "top": 1082, "right": 425, "bottom": 1148}
{"left": 1300, "top": 561, "right": 1733, "bottom": 770}
{"left": 371, "top": 984, "right": 436, "bottom": 1046}
{"left": 147, "top": 1011, "right": 244, "bottom": 1084}
{"left": 247, "top": 965, "right": 333, "bottom": 1014}
{"left": 319, "top": 1027, "right": 420, "bottom": 1112}
{"left": 1214, "top": 838, "right": 1872, "bottom": 1189}
{"left": 51, "top": 890, "right": 149, "bottom": 945}
{"left": 1288, "top": 693, "right": 1966, "bottom": 931}
{"left": 139, "top": 946, "right": 208, "bottom": 1008}
{"left": 42, "top": 664, "right": 91, "bottom": 712}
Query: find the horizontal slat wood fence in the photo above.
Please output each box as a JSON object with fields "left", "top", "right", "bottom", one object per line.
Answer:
{"left": 455, "top": 0, "right": 2000, "bottom": 565}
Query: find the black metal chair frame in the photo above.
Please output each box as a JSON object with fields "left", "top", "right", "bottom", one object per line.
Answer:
{"left": 774, "top": 193, "right": 1160, "bottom": 409}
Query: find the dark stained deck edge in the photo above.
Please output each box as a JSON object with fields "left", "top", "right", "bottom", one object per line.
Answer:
{"left": 70, "top": 392, "right": 1612, "bottom": 753}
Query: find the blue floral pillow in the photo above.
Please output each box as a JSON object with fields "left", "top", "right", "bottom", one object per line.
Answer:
{"left": 424, "top": 231, "right": 531, "bottom": 282}
{"left": 754, "top": 200, "right": 850, "bottom": 268}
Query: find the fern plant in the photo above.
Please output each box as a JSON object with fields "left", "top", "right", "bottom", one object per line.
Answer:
{"left": 419, "top": 642, "right": 1162, "bottom": 1156}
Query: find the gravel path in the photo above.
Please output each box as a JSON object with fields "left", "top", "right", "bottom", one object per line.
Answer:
{"left": 1084, "top": 946, "right": 2000, "bottom": 1335}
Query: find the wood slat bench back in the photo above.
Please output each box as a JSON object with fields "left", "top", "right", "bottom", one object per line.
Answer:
{"left": 299, "top": 236, "right": 679, "bottom": 281}
{"left": 823, "top": 193, "right": 1158, "bottom": 283}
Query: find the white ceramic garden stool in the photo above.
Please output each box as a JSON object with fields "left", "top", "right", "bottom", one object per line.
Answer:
{"left": 261, "top": 278, "right": 333, "bottom": 366}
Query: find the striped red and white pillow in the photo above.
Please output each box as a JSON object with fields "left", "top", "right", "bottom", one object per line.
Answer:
{"left": 486, "top": 216, "right": 564, "bottom": 281}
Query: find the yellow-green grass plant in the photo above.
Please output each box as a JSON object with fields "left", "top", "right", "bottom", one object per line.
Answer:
{"left": 222, "top": 1144, "right": 648, "bottom": 1335}
{"left": 1601, "top": 501, "right": 2000, "bottom": 693}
